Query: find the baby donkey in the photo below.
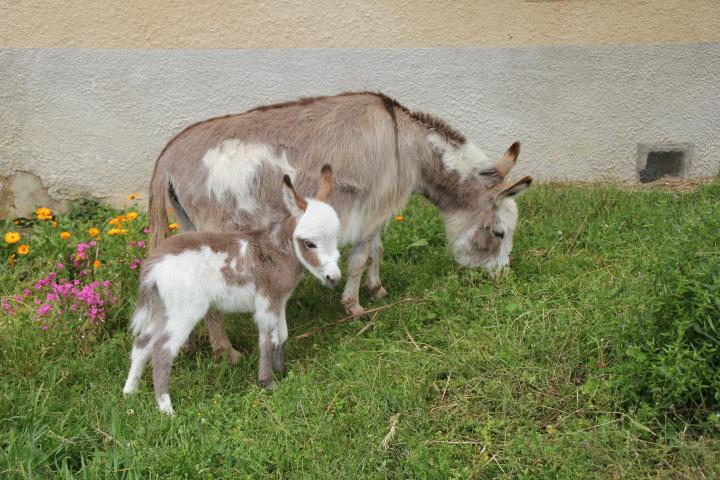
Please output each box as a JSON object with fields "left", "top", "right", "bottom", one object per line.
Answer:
{"left": 123, "top": 166, "right": 341, "bottom": 414}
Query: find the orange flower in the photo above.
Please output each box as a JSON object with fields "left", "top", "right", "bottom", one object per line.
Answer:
{"left": 125, "top": 211, "right": 138, "bottom": 221}
{"left": 107, "top": 228, "right": 127, "bottom": 236}
{"left": 60, "top": 231, "right": 71, "bottom": 240}
{"left": 4, "top": 231, "right": 21, "bottom": 244}
{"left": 88, "top": 227, "right": 100, "bottom": 237}
{"left": 93, "top": 259, "right": 101, "bottom": 269}
{"left": 127, "top": 193, "right": 140, "bottom": 200}
{"left": 8, "top": 254, "right": 15, "bottom": 268}
{"left": 35, "top": 207, "right": 52, "bottom": 220}
{"left": 168, "top": 223, "right": 178, "bottom": 231}
{"left": 17, "top": 244, "right": 29, "bottom": 255}
{"left": 395, "top": 214, "right": 404, "bottom": 222}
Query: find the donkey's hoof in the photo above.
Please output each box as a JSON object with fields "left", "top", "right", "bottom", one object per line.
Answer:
{"left": 258, "top": 378, "right": 276, "bottom": 390}
{"left": 344, "top": 302, "right": 365, "bottom": 316}
{"left": 216, "top": 347, "right": 243, "bottom": 365}
{"left": 368, "top": 285, "right": 388, "bottom": 300}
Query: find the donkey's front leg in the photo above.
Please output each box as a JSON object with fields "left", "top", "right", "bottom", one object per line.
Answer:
{"left": 204, "top": 310, "right": 243, "bottom": 364}
{"left": 364, "top": 228, "right": 388, "bottom": 300}
{"left": 341, "top": 237, "right": 372, "bottom": 316}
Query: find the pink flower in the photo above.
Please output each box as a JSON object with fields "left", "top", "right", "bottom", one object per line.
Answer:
{"left": 137, "top": 240, "right": 145, "bottom": 248}
{"left": 24, "top": 289, "right": 31, "bottom": 296}
{"left": 42, "top": 325, "right": 48, "bottom": 331}
{"left": 129, "top": 240, "right": 136, "bottom": 247}
{"left": 14, "top": 295, "right": 22, "bottom": 302}
{"left": 37, "top": 303, "right": 52, "bottom": 316}
{"left": 143, "top": 226, "right": 150, "bottom": 234}
{"left": 56, "top": 262, "right": 64, "bottom": 270}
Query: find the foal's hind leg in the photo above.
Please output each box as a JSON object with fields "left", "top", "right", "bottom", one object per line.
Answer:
{"left": 152, "top": 312, "right": 202, "bottom": 415}
{"left": 123, "top": 333, "right": 153, "bottom": 396}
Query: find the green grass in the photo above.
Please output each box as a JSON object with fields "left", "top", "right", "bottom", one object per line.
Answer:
{"left": 1, "top": 184, "right": 719, "bottom": 478}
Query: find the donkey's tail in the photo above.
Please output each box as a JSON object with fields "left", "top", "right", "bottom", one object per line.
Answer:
{"left": 148, "top": 164, "right": 171, "bottom": 250}
{"left": 130, "top": 283, "right": 160, "bottom": 336}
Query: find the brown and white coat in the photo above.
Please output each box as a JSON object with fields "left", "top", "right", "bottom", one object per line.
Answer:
{"left": 148, "top": 91, "right": 532, "bottom": 362}
{"left": 123, "top": 168, "right": 340, "bottom": 414}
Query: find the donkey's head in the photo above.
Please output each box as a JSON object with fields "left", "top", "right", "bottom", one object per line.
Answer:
{"left": 443, "top": 143, "right": 532, "bottom": 278}
{"left": 282, "top": 166, "right": 342, "bottom": 287}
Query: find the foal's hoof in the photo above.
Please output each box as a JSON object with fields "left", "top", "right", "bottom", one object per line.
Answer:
{"left": 368, "top": 285, "right": 388, "bottom": 300}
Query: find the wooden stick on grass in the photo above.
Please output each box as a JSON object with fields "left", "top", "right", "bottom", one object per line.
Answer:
{"left": 294, "top": 297, "right": 419, "bottom": 340}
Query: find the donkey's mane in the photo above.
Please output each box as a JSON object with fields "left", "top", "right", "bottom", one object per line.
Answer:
{"left": 248, "top": 91, "right": 467, "bottom": 146}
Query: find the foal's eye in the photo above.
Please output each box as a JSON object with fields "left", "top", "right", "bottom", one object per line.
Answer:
{"left": 304, "top": 240, "right": 317, "bottom": 249}
{"left": 492, "top": 230, "right": 505, "bottom": 239}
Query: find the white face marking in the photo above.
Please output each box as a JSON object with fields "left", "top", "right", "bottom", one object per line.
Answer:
{"left": 428, "top": 134, "right": 493, "bottom": 179}
{"left": 202, "top": 141, "right": 295, "bottom": 211}
{"left": 293, "top": 198, "right": 342, "bottom": 286}
{"left": 444, "top": 198, "right": 519, "bottom": 275}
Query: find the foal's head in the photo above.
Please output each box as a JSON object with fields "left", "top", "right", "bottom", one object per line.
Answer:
{"left": 282, "top": 166, "right": 342, "bottom": 287}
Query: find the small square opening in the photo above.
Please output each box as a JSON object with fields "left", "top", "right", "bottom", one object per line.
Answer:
{"left": 639, "top": 151, "right": 685, "bottom": 183}
{"left": 637, "top": 144, "right": 691, "bottom": 184}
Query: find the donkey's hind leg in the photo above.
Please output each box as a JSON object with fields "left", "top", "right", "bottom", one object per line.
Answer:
{"left": 204, "top": 310, "right": 243, "bottom": 364}
{"left": 364, "top": 228, "right": 388, "bottom": 300}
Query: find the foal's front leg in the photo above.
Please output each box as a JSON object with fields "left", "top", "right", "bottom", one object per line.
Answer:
{"left": 254, "top": 297, "right": 282, "bottom": 389}
{"left": 271, "top": 304, "right": 289, "bottom": 375}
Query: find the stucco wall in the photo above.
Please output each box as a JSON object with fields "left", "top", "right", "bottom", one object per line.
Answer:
{"left": 1, "top": 1, "right": 719, "bottom": 215}
{"left": 2, "top": 0, "right": 719, "bottom": 48}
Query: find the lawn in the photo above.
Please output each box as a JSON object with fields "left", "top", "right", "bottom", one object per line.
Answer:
{"left": 1, "top": 182, "right": 719, "bottom": 479}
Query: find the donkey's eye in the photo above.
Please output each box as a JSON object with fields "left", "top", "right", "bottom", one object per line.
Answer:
{"left": 492, "top": 230, "right": 505, "bottom": 239}
{"left": 304, "top": 240, "right": 317, "bottom": 249}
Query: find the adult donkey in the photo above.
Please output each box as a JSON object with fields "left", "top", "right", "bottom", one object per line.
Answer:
{"left": 149, "top": 92, "right": 531, "bottom": 362}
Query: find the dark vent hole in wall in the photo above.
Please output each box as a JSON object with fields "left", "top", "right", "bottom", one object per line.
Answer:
{"left": 639, "top": 151, "right": 685, "bottom": 183}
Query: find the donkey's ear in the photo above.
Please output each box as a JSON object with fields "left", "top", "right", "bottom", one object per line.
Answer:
{"left": 282, "top": 175, "right": 307, "bottom": 217}
{"left": 315, "top": 165, "right": 333, "bottom": 202}
{"left": 494, "top": 176, "right": 532, "bottom": 203}
{"left": 495, "top": 141, "right": 520, "bottom": 178}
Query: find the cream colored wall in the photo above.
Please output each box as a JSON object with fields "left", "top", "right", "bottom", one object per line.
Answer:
{"left": 2, "top": 0, "right": 719, "bottom": 49}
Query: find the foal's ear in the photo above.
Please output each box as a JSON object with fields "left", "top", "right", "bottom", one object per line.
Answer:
{"left": 315, "top": 165, "right": 333, "bottom": 202}
{"left": 282, "top": 175, "right": 307, "bottom": 217}
{"left": 494, "top": 176, "right": 532, "bottom": 203}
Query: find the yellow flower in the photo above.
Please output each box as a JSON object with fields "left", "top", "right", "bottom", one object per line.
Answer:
{"left": 35, "top": 207, "right": 52, "bottom": 220}
{"left": 60, "top": 231, "right": 71, "bottom": 240}
{"left": 126, "top": 211, "right": 138, "bottom": 221}
{"left": 8, "top": 253, "right": 15, "bottom": 268}
{"left": 127, "top": 193, "right": 140, "bottom": 200}
{"left": 395, "top": 214, "right": 404, "bottom": 222}
{"left": 168, "top": 223, "right": 178, "bottom": 231}
{"left": 108, "top": 228, "right": 127, "bottom": 236}
{"left": 4, "top": 231, "right": 21, "bottom": 244}
{"left": 17, "top": 244, "right": 29, "bottom": 255}
{"left": 88, "top": 227, "right": 100, "bottom": 237}
{"left": 93, "top": 259, "right": 101, "bottom": 269}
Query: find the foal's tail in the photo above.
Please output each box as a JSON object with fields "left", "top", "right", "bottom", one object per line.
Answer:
{"left": 130, "top": 283, "right": 160, "bottom": 337}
